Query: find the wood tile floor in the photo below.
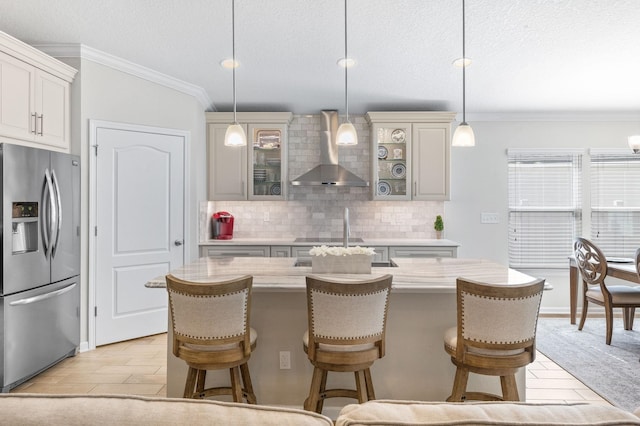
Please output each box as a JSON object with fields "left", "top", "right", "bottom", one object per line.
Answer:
{"left": 11, "top": 332, "right": 611, "bottom": 406}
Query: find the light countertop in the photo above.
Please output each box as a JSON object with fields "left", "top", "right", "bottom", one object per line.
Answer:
{"left": 146, "top": 256, "right": 536, "bottom": 293}
{"left": 198, "top": 238, "right": 460, "bottom": 247}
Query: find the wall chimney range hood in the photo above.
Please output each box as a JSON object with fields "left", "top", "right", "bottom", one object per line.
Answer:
{"left": 291, "top": 110, "right": 369, "bottom": 187}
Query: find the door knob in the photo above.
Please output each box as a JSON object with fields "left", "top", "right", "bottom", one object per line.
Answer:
{"left": 174, "top": 240, "right": 184, "bottom": 246}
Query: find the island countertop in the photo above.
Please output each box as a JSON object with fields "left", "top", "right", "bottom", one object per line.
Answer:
{"left": 146, "top": 256, "right": 536, "bottom": 293}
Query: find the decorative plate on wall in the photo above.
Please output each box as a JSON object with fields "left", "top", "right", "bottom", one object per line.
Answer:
{"left": 378, "top": 180, "right": 391, "bottom": 196}
{"left": 378, "top": 146, "right": 388, "bottom": 159}
{"left": 391, "top": 163, "right": 406, "bottom": 178}
{"left": 270, "top": 183, "right": 281, "bottom": 195}
{"left": 391, "top": 129, "right": 406, "bottom": 143}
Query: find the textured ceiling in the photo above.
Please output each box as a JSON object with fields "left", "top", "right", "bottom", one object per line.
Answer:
{"left": 1, "top": 0, "right": 639, "bottom": 118}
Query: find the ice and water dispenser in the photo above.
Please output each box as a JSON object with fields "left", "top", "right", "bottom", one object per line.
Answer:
{"left": 12, "top": 202, "right": 38, "bottom": 254}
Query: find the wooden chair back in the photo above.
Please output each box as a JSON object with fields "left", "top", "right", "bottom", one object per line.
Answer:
{"left": 305, "top": 274, "right": 393, "bottom": 362}
{"left": 455, "top": 277, "right": 545, "bottom": 369}
{"left": 574, "top": 237, "right": 609, "bottom": 294}
{"left": 166, "top": 274, "right": 253, "bottom": 364}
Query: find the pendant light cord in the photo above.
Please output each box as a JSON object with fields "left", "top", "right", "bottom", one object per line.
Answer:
{"left": 461, "top": 0, "right": 467, "bottom": 125}
{"left": 232, "top": 0, "right": 237, "bottom": 123}
{"left": 344, "top": 0, "right": 349, "bottom": 122}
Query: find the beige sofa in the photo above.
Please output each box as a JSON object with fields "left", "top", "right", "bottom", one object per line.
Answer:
{"left": 336, "top": 400, "right": 640, "bottom": 425}
{"left": 2, "top": 394, "right": 640, "bottom": 425}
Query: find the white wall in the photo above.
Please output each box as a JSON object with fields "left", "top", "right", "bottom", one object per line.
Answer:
{"left": 446, "top": 119, "right": 640, "bottom": 312}
{"left": 60, "top": 57, "right": 206, "bottom": 345}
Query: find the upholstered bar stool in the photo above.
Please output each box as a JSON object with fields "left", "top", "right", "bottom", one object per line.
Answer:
{"left": 302, "top": 274, "right": 393, "bottom": 414}
{"left": 165, "top": 274, "right": 257, "bottom": 403}
{"left": 444, "top": 277, "right": 545, "bottom": 402}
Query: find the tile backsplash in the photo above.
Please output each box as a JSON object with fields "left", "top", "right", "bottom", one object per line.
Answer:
{"left": 201, "top": 113, "right": 444, "bottom": 241}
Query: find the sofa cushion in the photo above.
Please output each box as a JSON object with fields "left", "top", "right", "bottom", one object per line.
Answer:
{"left": 336, "top": 400, "right": 640, "bottom": 426}
{"left": 0, "top": 394, "right": 333, "bottom": 426}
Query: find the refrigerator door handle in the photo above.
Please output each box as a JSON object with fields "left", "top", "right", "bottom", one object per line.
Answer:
{"left": 41, "top": 168, "right": 56, "bottom": 259}
{"left": 50, "top": 169, "right": 62, "bottom": 258}
{"left": 9, "top": 282, "right": 77, "bottom": 306}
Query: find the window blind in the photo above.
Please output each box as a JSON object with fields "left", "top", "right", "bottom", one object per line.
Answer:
{"left": 507, "top": 151, "right": 582, "bottom": 268}
{"left": 591, "top": 151, "right": 640, "bottom": 258}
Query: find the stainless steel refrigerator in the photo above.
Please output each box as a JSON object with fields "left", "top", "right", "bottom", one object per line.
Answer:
{"left": 0, "top": 143, "right": 80, "bottom": 392}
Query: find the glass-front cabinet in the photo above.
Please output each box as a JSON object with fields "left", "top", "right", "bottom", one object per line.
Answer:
{"left": 371, "top": 123, "right": 412, "bottom": 200}
{"left": 249, "top": 124, "right": 286, "bottom": 200}
{"left": 206, "top": 112, "right": 292, "bottom": 201}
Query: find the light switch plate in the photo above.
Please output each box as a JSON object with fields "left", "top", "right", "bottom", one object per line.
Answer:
{"left": 481, "top": 212, "right": 499, "bottom": 224}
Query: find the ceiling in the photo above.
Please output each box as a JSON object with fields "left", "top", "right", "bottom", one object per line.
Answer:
{"left": 1, "top": 0, "right": 640, "bottom": 119}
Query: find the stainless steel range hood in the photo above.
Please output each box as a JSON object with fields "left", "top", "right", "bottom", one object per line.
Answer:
{"left": 291, "top": 110, "right": 369, "bottom": 187}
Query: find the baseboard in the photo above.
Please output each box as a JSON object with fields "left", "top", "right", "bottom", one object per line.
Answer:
{"left": 78, "top": 341, "right": 90, "bottom": 353}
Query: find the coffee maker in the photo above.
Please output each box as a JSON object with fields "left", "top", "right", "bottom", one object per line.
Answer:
{"left": 212, "top": 211, "right": 234, "bottom": 240}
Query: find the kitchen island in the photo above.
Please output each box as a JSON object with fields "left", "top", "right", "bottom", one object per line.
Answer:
{"left": 147, "top": 256, "right": 539, "bottom": 413}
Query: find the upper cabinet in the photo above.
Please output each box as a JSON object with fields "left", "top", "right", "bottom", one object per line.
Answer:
{"left": 0, "top": 32, "right": 76, "bottom": 151}
{"left": 365, "top": 112, "right": 456, "bottom": 201}
{"left": 206, "top": 112, "right": 293, "bottom": 201}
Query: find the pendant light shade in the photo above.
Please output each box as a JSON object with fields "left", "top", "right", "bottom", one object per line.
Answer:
{"left": 224, "top": 123, "right": 247, "bottom": 147}
{"left": 451, "top": 0, "right": 475, "bottom": 147}
{"left": 337, "top": 0, "right": 357, "bottom": 146}
{"left": 224, "top": 0, "right": 246, "bottom": 147}
{"left": 336, "top": 121, "right": 358, "bottom": 145}
{"left": 629, "top": 135, "right": 640, "bottom": 153}
{"left": 452, "top": 123, "right": 475, "bottom": 147}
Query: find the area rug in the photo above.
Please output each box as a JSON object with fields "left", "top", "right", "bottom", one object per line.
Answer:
{"left": 535, "top": 317, "right": 640, "bottom": 412}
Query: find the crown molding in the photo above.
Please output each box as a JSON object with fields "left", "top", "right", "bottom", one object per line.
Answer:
{"left": 33, "top": 43, "right": 214, "bottom": 111}
{"left": 465, "top": 111, "right": 640, "bottom": 122}
{"left": 0, "top": 32, "right": 77, "bottom": 81}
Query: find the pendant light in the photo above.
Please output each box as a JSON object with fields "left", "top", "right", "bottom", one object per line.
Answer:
{"left": 628, "top": 135, "right": 640, "bottom": 153}
{"left": 336, "top": 0, "right": 358, "bottom": 146}
{"left": 224, "top": 0, "right": 246, "bottom": 147}
{"left": 451, "top": 0, "right": 475, "bottom": 147}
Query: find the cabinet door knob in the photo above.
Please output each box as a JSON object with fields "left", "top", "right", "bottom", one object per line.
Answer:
{"left": 174, "top": 239, "right": 184, "bottom": 246}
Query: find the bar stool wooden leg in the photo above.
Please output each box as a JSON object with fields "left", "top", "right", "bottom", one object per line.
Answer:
{"left": 316, "top": 369, "right": 328, "bottom": 414}
{"left": 305, "top": 366, "right": 323, "bottom": 412}
{"left": 447, "top": 366, "right": 469, "bottom": 402}
{"left": 364, "top": 368, "right": 375, "bottom": 400}
{"left": 239, "top": 362, "right": 256, "bottom": 404}
{"left": 195, "top": 369, "right": 206, "bottom": 396}
{"left": 500, "top": 374, "right": 519, "bottom": 401}
{"left": 355, "top": 370, "right": 368, "bottom": 403}
{"left": 184, "top": 367, "right": 198, "bottom": 398}
{"left": 229, "top": 366, "right": 243, "bottom": 402}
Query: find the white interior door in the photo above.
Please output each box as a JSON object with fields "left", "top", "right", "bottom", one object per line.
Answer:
{"left": 92, "top": 122, "right": 185, "bottom": 346}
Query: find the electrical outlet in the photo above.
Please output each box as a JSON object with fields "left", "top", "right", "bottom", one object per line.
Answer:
{"left": 480, "top": 212, "right": 499, "bottom": 224}
{"left": 263, "top": 211, "right": 270, "bottom": 222}
{"left": 279, "top": 351, "right": 291, "bottom": 369}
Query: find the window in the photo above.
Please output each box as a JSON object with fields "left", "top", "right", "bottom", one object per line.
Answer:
{"left": 507, "top": 150, "right": 582, "bottom": 268}
{"left": 590, "top": 150, "right": 640, "bottom": 257}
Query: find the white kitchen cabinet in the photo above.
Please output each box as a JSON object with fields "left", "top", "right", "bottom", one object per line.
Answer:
{"left": 365, "top": 112, "right": 456, "bottom": 201}
{"left": 200, "top": 246, "right": 270, "bottom": 258}
{"left": 412, "top": 123, "right": 451, "bottom": 200}
{"left": 389, "top": 246, "right": 457, "bottom": 258}
{"left": 206, "top": 112, "right": 292, "bottom": 201}
{"left": 270, "top": 246, "right": 291, "bottom": 257}
{"left": 0, "top": 32, "right": 75, "bottom": 151}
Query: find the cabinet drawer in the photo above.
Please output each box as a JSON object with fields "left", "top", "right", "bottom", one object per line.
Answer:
{"left": 389, "top": 246, "right": 457, "bottom": 258}
{"left": 201, "top": 246, "right": 270, "bottom": 258}
{"left": 270, "top": 246, "right": 291, "bottom": 257}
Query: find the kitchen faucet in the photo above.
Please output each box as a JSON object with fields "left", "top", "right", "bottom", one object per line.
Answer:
{"left": 343, "top": 207, "right": 350, "bottom": 247}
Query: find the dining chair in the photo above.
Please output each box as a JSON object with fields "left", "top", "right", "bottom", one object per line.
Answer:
{"left": 574, "top": 238, "right": 640, "bottom": 345}
{"left": 165, "top": 274, "right": 257, "bottom": 403}
{"left": 443, "top": 277, "right": 545, "bottom": 402}
{"left": 302, "top": 274, "right": 393, "bottom": 414}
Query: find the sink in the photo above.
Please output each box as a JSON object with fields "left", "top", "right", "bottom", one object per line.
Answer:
{"left": 294, "top": 237, "right": 364, "bottom": 243}
{"left": 294, "top": 259, "right": 398, "bottom": 268}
